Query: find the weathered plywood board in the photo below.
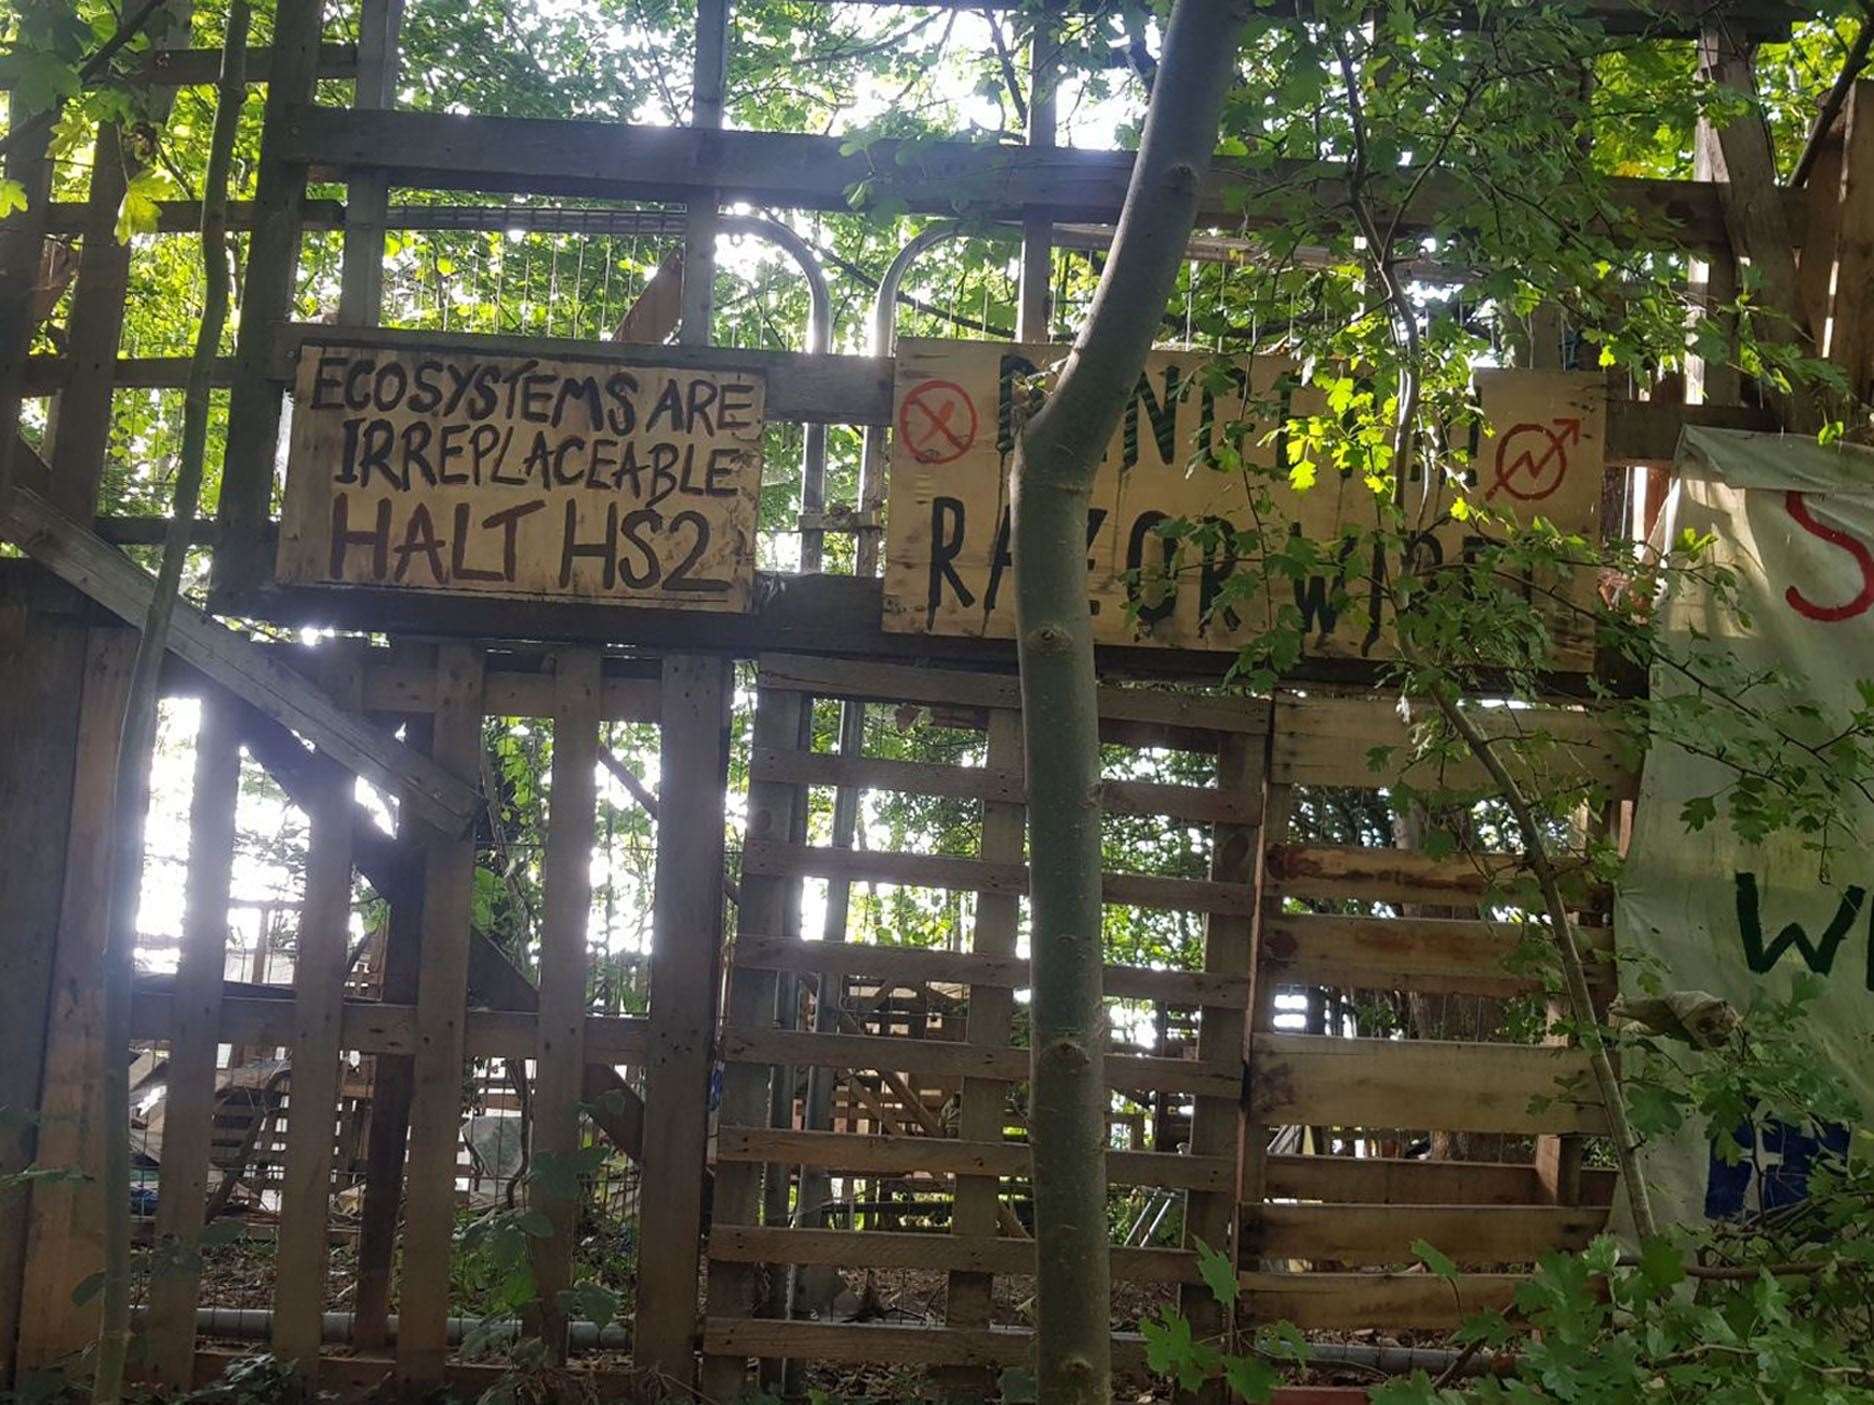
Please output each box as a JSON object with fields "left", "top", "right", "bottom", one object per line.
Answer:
{"left": 882, "top": 339, "right": 1605, "bottom": 662}
{"left": 278, "top": 342, "right": 764, "bottom": 610}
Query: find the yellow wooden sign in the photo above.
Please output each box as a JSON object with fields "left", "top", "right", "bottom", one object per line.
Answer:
{"left": 881, "top": 338, "right": 1606, "bottom": 661}
{"left": 277, "top": 342, "right": 765, "bottom": 611}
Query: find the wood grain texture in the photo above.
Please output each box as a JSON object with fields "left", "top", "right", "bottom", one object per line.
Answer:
{"left": 1242, "top": 1203, "right": 1606, "bottom": 1265}
{"left": 395, "top": 646, "right": 485, "bottom": 1385}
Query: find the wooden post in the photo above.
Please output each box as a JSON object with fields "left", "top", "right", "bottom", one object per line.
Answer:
{"left": 396, "top": 645, "right": 485, "bottom": 1387}
{"left": 339, "top": 0, "right": 403, "bottom": 325}
{"left": 528, "top": 649, "right": 600, "bottom": 1363}
{"left": 0, "top": 607, "right": 90, "bottom": 1385}
{"left": 1697, "top": 26, "right": 1821, "bottom": 431}
{"left": 1178, "top": 733, "right": 1263, "bottom": 1377}
{"left": 144, "top": 691, "right": 242, "bottom": 1386}
{"left": 0, "top": 0, "right": 61, "bottom": 500}
{"left": 273, "top": 651, "right": 361, "bottom": 1365}
{"left": 1689, "top": 122, "right": 1743, "bottom": 408}
{"left": 15, "top": 628, "right": 137, "bottom": 1368}
{"left": 1827, "top": 80, "right": 1874, "bottom": 403}
{"left": 214, "top": 0, "right": 328, "bottom": 594}
{"left": 698, "top": 680, "right": 801, "bottom": 1405}
{"left": 679, "top": 0, "right": 728, "bottom": 346}
{"left": 935, "top": 708, "right": 1024, "bottom": 1401}
{"left": 1017, "top": 4, "right": 1057, "bottom": 341}
{"left": 43, "top": 0, "right": 194, "bottom": 515}
{"left": 351, "top": 645, "right": 434, "bottom": 1348}
{"left": 1235, "top": 780, "right": 1289, "bottom": 1325}
{"left": 636, "top": 654, "right": 734, "bottom": 1391}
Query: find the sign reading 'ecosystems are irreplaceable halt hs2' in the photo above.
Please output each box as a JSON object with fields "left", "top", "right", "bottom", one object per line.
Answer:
{"left": 276, "top": 343, "right": 765, "bottom": 611}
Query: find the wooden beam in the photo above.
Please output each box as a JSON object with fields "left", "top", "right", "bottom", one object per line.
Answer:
{"left": 731, "top": 936, "right": 1250, "bottom": 1007}
{"left": 1261, "top": 1152, "right": 1617, "bottom": 1207}
{"left": 721, "top": 1027, "right": 1240, "bottom": 1099}
{"left": 1238, "top": 1272, "right": 1524, "bottom": 1330}
{"left": 0, "top": 478, "right": 480, "bottom": 834}
{"left": 636, "top": 655, "right": 734, "bottom": 1388}
{"left": 1248, "top": 1035, "right": 1608, "bottom": 1136}
{"left": 396, "top": 646, "right": 485, "bottom": 1386}
{"left": 283, "top": 106, "right": 1765, "bottom": 252}
{"left": 527, "top": 649, "right": 600, "bottom": 1361}
{"left": 1242, "top": 1203, "right": 1605, "bottom": 1265}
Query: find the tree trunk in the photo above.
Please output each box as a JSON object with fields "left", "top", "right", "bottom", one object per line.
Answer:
{"left": 1011, "top": 6, "right": 1247, "bottom": 1401}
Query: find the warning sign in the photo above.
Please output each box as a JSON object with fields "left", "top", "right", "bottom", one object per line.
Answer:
{"left": 276, "top": 340, "right": 765, "bottom": 611}
{"left": 1488, "top": 419, "right": 1582, "bottom": 503}
{"left": 899, "top": 379, "right": 978, "bottom": 464}
{"left": 881, "top": 338, "right": 1606, "bottom": 662}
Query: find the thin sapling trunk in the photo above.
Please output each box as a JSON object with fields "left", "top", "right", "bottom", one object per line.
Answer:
{"left": 1010, "top": 5, "right": 1248, "bottom": 1401}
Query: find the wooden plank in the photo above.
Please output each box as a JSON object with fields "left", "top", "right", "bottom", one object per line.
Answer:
{"left": 1237, "top": 1272, "right": 1524, "bottom": 1330}
{"left": 1243, "top": 1203, "right": 1605, "bottom": 1266}
{"left": 395, "top": 646, "right": 485, "bottom": 1385}
{"left": 733, "top": 935, "right": 1249, "bottom": 1007}
{"left": 145, "top": 696, "right": 243, "bottom": 1384}
{"left": 703, "top": 1318, "right": 1152, "bottom": 1371}
{"left": 1699, "top": 26, "right": 1821, "bottom": 430}
{"left": 752, "top": 747, "right": 1254, "bottom": 825}
{"left": 1271, "top": 695, "right": 1633, "bottom": 797}
{"left": 528, "top": 650, "right": 600, "bottom": 1361}
{"left": 721, "top": 1028, "right": 1240, "bottom": 1099}
{"left": 752, "top": 746, "right": 1024, "bottom": 805}
{"left": 945, "top": 709, "right": 1023, "bottom": 1381}
{"left": 1181, "top": 732, "right": 1258, "bottom": 1344}
{"left": 0, "top": 612, "right": 88, "bottom": 1384}
{"left": 710, "top": 1226, "right": 1200, "bottom": 1284}
{"left": 15, "top": 629, "right": 136, "bottom": 1367}
{"left": 273, "top": 652, "right": 361, "bottom": 1364}
{"left": 1829, "top": 81, "right": 1874, "bottom": 402}
{"left": 1263, "top": 844, "right": 1577, "bottom": 905}
{"left": 636, "top": 656, "right": 734, "bottom": 1385}
{"left": 128, "top": 986, "right": 646, "bottom": 1061}
{"left": 743, "top": 840, "right": 1255, "bottom": 916}
{"left": 268, "top": 323, "right": 888, "bottom": 427}
{"left": 214, "top": 0, "right": 337, "bottom": 592}
{"left": 716, "top": 1128, "right": 1235, "bottom": 1191}
{"left": 284, "top": 106, "right": 1750, "bottom": 251}
{"left": 1247, "top": 1035, "right": 1608, "bottom": 1136}
{"left": 698, "top": 684, "right": 802, "bottom": 1404}
{"left": 1262, "top": 1153, "right": 1616, "bottom": 1207}
{"left": 1259, "top": 913, "right": 1615, "bottom": 998}
{"left": 0, "top": 481, "right": 479, "bottom": 834}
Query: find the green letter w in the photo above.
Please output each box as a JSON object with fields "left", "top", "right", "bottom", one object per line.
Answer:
{"left": 1733, "top": 872, "right": 1867, "bottom": 984}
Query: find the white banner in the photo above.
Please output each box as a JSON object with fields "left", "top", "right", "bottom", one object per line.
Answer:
{"left": 1618, "top": 428, "right": 1874, "bottom": 1225}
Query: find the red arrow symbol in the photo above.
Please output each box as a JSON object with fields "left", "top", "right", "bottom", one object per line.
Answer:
{"left": 1552, "top": 417, "right": 1582, "bottom": 447}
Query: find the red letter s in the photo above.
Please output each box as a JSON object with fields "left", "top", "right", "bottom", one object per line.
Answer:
{"left": 1785, "top": 490, "right": 1874, "bottom": 622}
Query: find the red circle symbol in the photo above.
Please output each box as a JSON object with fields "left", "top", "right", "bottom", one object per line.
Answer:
{"left": 1486, "top": 419, "right": 1580, "bottom": 503}
{"left": 898, "top": 379, "right": 979, "bottom": 465}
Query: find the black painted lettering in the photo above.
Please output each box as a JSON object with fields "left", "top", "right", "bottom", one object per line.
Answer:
{"left": 392, "top": 503, "right": 448, "bottom": 584}
{"left": 685, "top": 377, "right": 719, "bottom": 435}
{"left": 646, "top": 377, "right": 687, "bottom": 434}
{"left": 926, "top": 497, "right": 975, "bottom": 627}
{"left": 1125, "top": 510, "right": 1177, "bottom": 626}
{"left": 310, "top": 353, "right": 349, "bottom": 410}
{"left": 356, "top": 419, "right": 404, "bottom": 490}
{"left": 401, "top": 420, "right": 436, "bottom": 487}
{"left": 665, "top": 511, "right": 727, "bottom": 592}
{"left": 553, "top": 375, "right": 604, "bottom": 431}
{"left": 704, "top": 447, "right": 740, "bottom": 496}
{"left": 603, "top": 372, "right": 638, "bottom": 434}
{"left": 372, "top": 360, "right": 408, "bottom": 412}
{"left": 328, "top": 493, "right": 391, "bottom": 580}
{"left": 717, "top": 380, "right": 756, "bottom": 430}
{"left": 409, "top": 359, "right": 445, "bottom": 414}
{"left": 343, "top": 358, "right": 375, "bottom": 411}
{"left": 559, "top": 500, "right": 618, "bottom": 589}
{"left": 619, "top": 508, "right": 662, "bottom": 589}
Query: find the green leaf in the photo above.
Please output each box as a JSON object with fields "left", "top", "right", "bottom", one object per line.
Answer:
{"left": 200, "top": 1219, "right": 246, "bottom": 1248}
{"left": 514, "top": 1209, "right": 555, "bottom": 1238}
{"left": 1194, "top": 1236, "right": 1239, "bottom": 1308}
{"left": 1635, "top": 1235, "right": 1686, "bottom": 1295}
{"left": 1413, "top": 1239, "right": 1461, "bottom": 1281}
{"left": 0, "top": 180, "right": 28, "bottom": 218}
{"left": 71, "top": 1270, "right": 105, "bottom": 1306}
{"left": 1221, "top": 1353, "right": 1277, "bottom": 1402}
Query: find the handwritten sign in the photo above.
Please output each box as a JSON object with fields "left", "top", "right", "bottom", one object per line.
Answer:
{"left": 277, "top": 343, "right": 765, "bottom": 611}
{"left": 881, "top": 338, "right": 1605, "bottom": 662}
